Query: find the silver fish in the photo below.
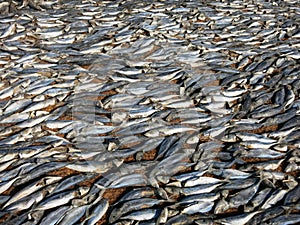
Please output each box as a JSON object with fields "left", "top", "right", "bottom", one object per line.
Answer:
{"left": 0, "top": 1, "right": 299, "bottom": 224}
{"left": 84, "top": 199, "right": 109, "bottom": 225}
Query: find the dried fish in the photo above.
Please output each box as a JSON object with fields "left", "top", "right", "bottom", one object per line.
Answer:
{"left": 0, "top": 0, "right": 299, "bottom": 224}
{"left": 57, "top": 205, "right": 88, "bottom": 225}
{"left": 39, "top": 206, "right": 70, "bottom": 225}
{"left": 34, "top": 187, "right": 88, "bottom": 211}
{"left": 84, "top": 199, "right": 108, "bottom": 225}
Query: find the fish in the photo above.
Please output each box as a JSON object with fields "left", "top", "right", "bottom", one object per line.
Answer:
{"left": 184, "top": 176, "right": 222, "bottom": 187}
{"left": 121, "top": 208, "right": 159, "bottom": 221}
{"left": 109, "top": 198, "right": 163, "bottom": 223}
{"left": 181, "top": 201, "right": 214, "bottom": 214}
{"left": 244, "top": 188, "right": 272, "bottom": 212}
{"left": 181, "top": 183, "right": 223, "bottom": 196}
{"left": 4, "top": 188, "right": 47, "bottom": 211}
{"left": 65, "top": 159, "right": 123, "bottom": 173}
{"left": 267, "top": 214, "right": 300, "bottom": 225}
{"left": 228, "top": 182, "right": 260, "bottom": 208}
{"left": 57, "top": 205, "right": 88, "bottom": 225}
{"left": 51, "top": 174, "right": 95, "bottom": 195}
{"left": 117, "top": 188, "right": 154, "bottom": 203}
{"left": 165, "top": 214, "right": 193, "bottom": 225}
{"left": 3, "top": 176, "right": 62, "bottom": 209}
{"left": 34, "top": 187, "right": 88, "bottom": 211}
{"left": 84, "top": 199, "right": 109, "bottom": 225}
{"left": 216, "top": 211, "right": 261, "bottom": 225}
{"left": 261, "top": 189, "right": 289, "bottom": 209}
{"left": 0, "top": 1, "right": 299, "bottom": 224}
{"left": 39, "top": 206, "right": 70, "bottom": 225}
{"left": 0, "top": 23, "right": 16, "bottom": 39}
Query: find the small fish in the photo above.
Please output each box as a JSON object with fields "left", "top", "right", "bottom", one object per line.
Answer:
{"left": 215, "top": 168, "right": 251, "bottom": 179}
{"left": 165, "top": 214, "right": 193, "bottom": 225}
{"left": 57, "top": 205, "right": 88, "bottom": 225}
{"left": 241, "top": 148, "right": 285, "bottom": 159}
{"left": 261, "top": 189, "right": 288, "bottom": 209}
{"left": 51, "top": 174, "right": 95, "bottom": 195}
{"left": 217, "top": 211, "right": 261, "bottom": 225}
{"left": 66, "top": 159, "right": 123, "bottom": 173}
{"left": 3, "top": 99, "right": 32, "bottom": 115}
{"left": 284, "top": 184, "right": 300, "bottom": 205}
{"left": 267, "top": 214, "right": 300, "bottom": 225}
{"left": 145, "top": 125, "right": 196, "bottom": 137}
{"left": 240, "top": 140, "right": 277, "bottom": 149}
{"left": 84, "top": 199, "right": 108, "bottom": 225}
{"left": 181, "top": 183, "right": 223, "bottom": 196}
{"left": 182, "top": 201, "right": 214, "bottom": 214}
{"left": 23, "top": 98, "right": 56, "bottom": 113}
{"left": 0, "top": 23, "right": 16, "bottom": 39}
{"left": 109, "top": 174, "right": 147, "bottom": 188}
{"left": 184, "top": 176, "right": 221, "bottom": 187}
{"left": 121, "top": 208, "right": 158, "bottom": 221}
{"left": 244, "top": 188, "right": 272, "bottom": 212}
{"left": 228, "top": 182, "right": 260, "bottom": 208}
{"left": 157, "top": 207, "right": 168, "bottom": 224}
{"left": 35, "top": 187, "right": 87, "bottom": 211}
{"left": 109, "top": 198, "right": 162, "bottom": 223}
{"left": 0, "top": 112, "right": 30, "bottom": 124}
{"left": 236, "top": 132, "right": 276, "bottom": 143}
{"left": 4, "top": 189, "right": 46, "bottom": 211}
{"left": 3, "top": 176, "right": 61, "bottom": 209}
{"left": 39, "top": 207, "right": 70, "bottom": 225}
{"left": 0, "top": 177, "right": 18, "bottom": 195}
{"left": 222, "top": 178, "right": 258, "bottom": 190}
{"left": 250, "top": 105, "right": 283, "bottom": 119}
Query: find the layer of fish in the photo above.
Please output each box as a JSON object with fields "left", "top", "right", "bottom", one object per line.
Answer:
{"left": 0, "top": 0, "right": 299, "bottom": 224}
